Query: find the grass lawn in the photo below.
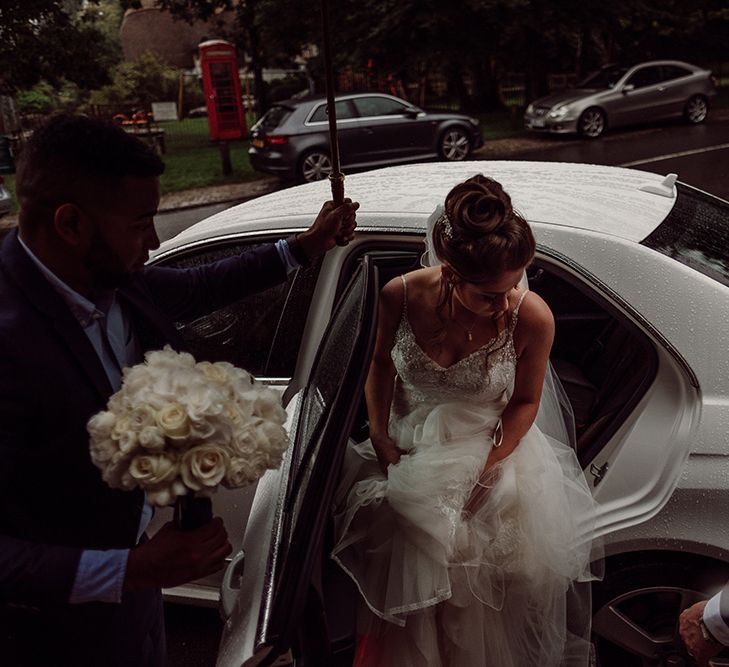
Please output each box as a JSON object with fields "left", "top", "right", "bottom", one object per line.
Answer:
{"left": 157, "top": 118, "right": 259, "bottom": 194}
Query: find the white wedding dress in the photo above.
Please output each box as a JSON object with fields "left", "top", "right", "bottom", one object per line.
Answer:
{"left": 332, "top": 276, "right": 599, "bottom": 666}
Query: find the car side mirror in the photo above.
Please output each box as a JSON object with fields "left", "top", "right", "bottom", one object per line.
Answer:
{"left": 622, "top": 84, "right": 635, "bottom": 94}
{"left": 403, "top": 108, "right": 420, "bottom": 119}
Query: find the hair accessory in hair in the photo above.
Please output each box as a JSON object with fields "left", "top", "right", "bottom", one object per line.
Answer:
{"left": 437, "top": 211, "right": 453, "bottom": 240}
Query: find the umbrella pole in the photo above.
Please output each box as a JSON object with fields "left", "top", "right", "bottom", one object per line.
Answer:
{"left": 320, "top": 0, "right": 344, "bottom": 205}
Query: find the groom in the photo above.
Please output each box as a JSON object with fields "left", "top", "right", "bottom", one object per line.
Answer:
{"left": 0, "top": 113, "right": 357, "bottom": 665}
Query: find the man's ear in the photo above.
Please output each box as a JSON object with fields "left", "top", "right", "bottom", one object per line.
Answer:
{"left": 53, "top": 203, "right": 89, "bottom": 247}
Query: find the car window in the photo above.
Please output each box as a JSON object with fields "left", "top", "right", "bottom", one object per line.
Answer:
{"left": 661, "top": 65, "right": 692, "bottom": 82}
{"left": 156, "top": 240, "right": 321, "bottom": 378}
{"left": 577, "top": 65, "right": 629, "bottom": 89}
{"left": 309, "top": 100, "right": 356, "bottom": 122}
{"left": 268, "top": 258, "right": 377, "bottom": 645}
{"left": 626, "top": 66, "right": 662, "bottom": 89}
{"left": 259, "top": 105, "right": 293, "bottom": 131}
{"left": 353, "top": 96, "right": 409, "bottom": 117}
{"left": 641, "top": 184, "right": 729, "bottom": 288}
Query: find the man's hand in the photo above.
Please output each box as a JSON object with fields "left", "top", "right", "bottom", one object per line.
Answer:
{"left": 297, "top": 199, "right": 359, "bottom": 259}
{"left": 679, "top": 600, "right": 724, "bottom": 666}
{"left": 124, "top": 518, "right": 232, "bottom": 591}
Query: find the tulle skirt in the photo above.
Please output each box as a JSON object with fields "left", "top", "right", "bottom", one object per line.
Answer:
{"left": 332, "top": 401, "right": 600, "bottom": 666}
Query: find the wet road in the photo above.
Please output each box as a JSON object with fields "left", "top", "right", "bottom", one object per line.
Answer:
{"left": 507, "top": 111, "right": 729, "bottom": 200}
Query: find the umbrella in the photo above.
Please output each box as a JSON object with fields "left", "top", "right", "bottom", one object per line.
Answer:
{"left": 320, "top": 0, "right": 344, "bottom": 206}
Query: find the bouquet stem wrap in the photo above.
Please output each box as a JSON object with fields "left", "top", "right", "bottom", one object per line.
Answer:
{"left": 174, "top": 493, "right": 213, "bottom": 531}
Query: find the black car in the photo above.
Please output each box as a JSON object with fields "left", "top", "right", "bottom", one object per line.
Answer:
{"left": 248, "top": 93, "right": 483, "bottom": 182}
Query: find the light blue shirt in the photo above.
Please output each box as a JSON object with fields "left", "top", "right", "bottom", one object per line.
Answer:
{"left": 18, "top": 235, "right": 300, "bottom": 603}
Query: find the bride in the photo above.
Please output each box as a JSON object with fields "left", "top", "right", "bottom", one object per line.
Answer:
{"left": 332, "top": 174, "right": 600, "bottom": 666}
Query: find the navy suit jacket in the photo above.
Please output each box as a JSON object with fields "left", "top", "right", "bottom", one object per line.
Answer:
{"left": 0, "top": 228, "right": 287, "bottom": 663}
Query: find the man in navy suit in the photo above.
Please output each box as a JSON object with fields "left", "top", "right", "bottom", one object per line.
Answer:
{"left": 0, "top": 114, "right": 357, "bottom": 665}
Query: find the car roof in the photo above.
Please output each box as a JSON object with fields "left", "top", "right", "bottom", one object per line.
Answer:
{"left": 276, "top": 91, "right": 409, "bottom": 107}
{"left": 154, "top": 161, "right": 677, "bottom": 257}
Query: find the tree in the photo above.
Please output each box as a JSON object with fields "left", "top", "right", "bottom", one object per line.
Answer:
{"left": 146, "top": 0, "right": 271, "bottom": 115}
{"left": 89, "top": 51, "right": 180, "bottom": 108}
{"left": 0, "top": 0, "right": 120, "bottom": 92}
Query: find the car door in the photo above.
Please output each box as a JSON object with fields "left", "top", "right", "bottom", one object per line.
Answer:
{"left": 659, "top": 64, "right": 695, "bottom": 116}
{"left": 147, "top": 236, "right": 323, "bottom": 603}
{"left": 351, "top": 95, "right": 432, "bottom": 163}
{"left": 217, "top": 255, "right": 380, "bottom": 667}
{"left": 614, "top": 65, "right": 666, "bottom": 126}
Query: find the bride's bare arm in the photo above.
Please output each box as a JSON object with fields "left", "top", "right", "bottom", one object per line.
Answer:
{"left": 464, "top": 294, "right": 554, "bottom": 513}
{"left": 365, "top": 277, "right": 406, "bottom": 472}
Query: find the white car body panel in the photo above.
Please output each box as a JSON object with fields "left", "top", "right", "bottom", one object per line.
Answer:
{"left": 153, "top": 162, "right": 675, "bottom": 259}
{"left": 148, "top": 161, "right": 729, "bottom": 663}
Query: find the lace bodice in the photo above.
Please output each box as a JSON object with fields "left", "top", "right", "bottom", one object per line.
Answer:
{"left": 390, "top": 276, "right": 528, "bottom": 418}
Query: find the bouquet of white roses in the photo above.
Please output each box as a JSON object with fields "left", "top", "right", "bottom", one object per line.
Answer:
{"left": 87, "top": 347, "right": 289, "bottom": 513}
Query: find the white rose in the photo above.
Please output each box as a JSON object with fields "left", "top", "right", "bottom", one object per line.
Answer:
{"left": 222, "top": 456, "right": 255, "bottom": 488}
{"left": 101, "top": 451, "right": 135, "bottom": 490}
{"left": 156, "top": 402, "right": 191, "bottom": 440}
{"left": 89, "top": 437, "right": 119, "bottom": 466}
{"left": 145, "top": 346, "right": 194, "bottom": 370}
{"left": 254, "top": 389, "right": 287, "bottom": 424}
{"left": 87, "top": 411, "right": 116, "bottom": 441}
{"left": 111, "top": 416, "right": 139, "bottom": 454}
{"left": 185, "top": 386, "right": 225, "bottom": 423}
{"left": 138, "top": 425, "right": 166, "bottom": 451}
{"left": 196, "top": 361, "right": 231, "bottom": 384}
{"left": 129, "top": 404, "right": 157, "bottom": 431}
{"left": 147, "top": 479, "right": 188, "bottom": 507}
{"left": 180, "top": 444, "right": 229, "bottom": 491}
{"left": 128, "top": 452, "right": 179, "bottom": 488}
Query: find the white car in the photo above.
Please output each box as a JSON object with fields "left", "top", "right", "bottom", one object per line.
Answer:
{"left": 149, "top": 161, "right": 729, "bottom": 666}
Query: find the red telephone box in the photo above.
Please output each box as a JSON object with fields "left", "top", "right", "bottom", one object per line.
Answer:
{"left": 199, "top": 40, "right": 247, "bottom": 140}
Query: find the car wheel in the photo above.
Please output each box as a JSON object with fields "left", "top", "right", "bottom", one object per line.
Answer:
{"left": 684, "top": 95, "right": 709, "bottom": 124}
{"left": 439, "top": 127, "right": 471, "bottom": 161}
{"left": 299, "top": 150, "right": 332, "bottom": 183}
{"left": 592, "top": 560, "right": 729, "bottom": 666}
{"left": 578, "top": 108, "right": 606, "bottom": 139}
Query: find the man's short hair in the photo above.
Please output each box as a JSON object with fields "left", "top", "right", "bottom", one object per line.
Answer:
{"left": 16, "top": 113, "right": 165, "bottom": 224}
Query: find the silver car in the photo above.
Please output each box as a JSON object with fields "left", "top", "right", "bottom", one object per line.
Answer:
{"left": 524, "top": 60, "right": 716, "bottom": 138}
{"left": 150, "top": 162, "right": 729, "bottom": 666}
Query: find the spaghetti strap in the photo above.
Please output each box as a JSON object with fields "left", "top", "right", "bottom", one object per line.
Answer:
{"left": 400, "top": 275, "right": 408, "bottom": 317}
{"left": 509, "top": 288, "right": 529, "bottom": 334}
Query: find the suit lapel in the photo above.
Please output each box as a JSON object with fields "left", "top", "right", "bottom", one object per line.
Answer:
{"left": 1, "top": 230, "right": 113, "bottom": 400}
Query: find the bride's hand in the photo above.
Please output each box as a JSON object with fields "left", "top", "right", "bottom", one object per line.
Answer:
{"left": 462, "top": 466, "right": 502, "bottom": 517}
{"left": 371, "top": 435, "right": 404, "bottom": 474}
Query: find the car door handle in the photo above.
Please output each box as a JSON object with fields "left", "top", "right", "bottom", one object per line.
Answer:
{"left": 219, "top": 549, "right": 246, "bottom": 620}
{"left": 363, "top": 128, "right": 374, "bottom": 134}
{"left": 657, "top": 86, "right": 665, "bottom": 92}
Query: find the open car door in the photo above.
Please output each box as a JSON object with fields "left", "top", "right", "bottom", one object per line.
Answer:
{"left": 218, "top": 255, "right": 380, "bottom": 666}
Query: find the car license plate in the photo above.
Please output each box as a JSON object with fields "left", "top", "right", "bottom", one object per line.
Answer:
{"left": 252, "top": 138, "right": 264, "bottom": 148}
{"left": 532, "top": 119, "right": 545, "bottom": 128}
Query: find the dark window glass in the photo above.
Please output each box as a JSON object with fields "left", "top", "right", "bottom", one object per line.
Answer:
{"left": 159, "top": 241, "right": 321, "bottom": 376}
{"left": 661, "top": 65, "right": 692, "bottom": 82}
{"left": 626, "top": 67, "right": 663, "bottom": 89}
{"left": 577, "top": 65, "right": 629, "bottom": 89}
{"left": 260, "top": 105, "right": 293, "bottom": 131}
{"left": 285, "top": 263, "right": 367, "bottom": 533}
{"left": 353, "top": 96, "right": 409, "bottom": 117}
{"left": 641, "top": 184, "right": 729, "bottom": 288}
{"left": 309, "top": 100, "right": 355, "bottom": 122}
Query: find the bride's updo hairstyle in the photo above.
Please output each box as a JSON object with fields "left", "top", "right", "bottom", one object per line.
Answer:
{"left": 433, "top": 174, "right": 535, "bottom": 282}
